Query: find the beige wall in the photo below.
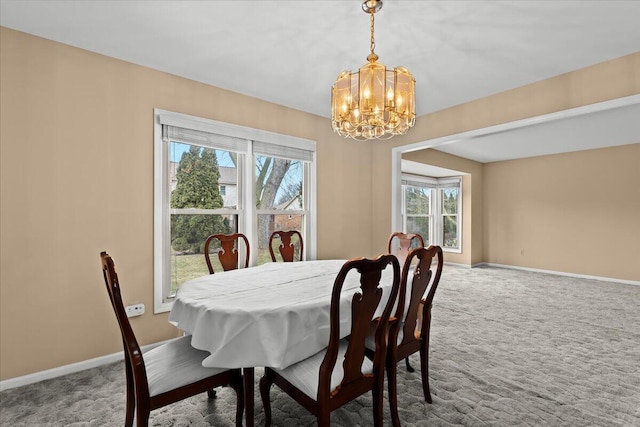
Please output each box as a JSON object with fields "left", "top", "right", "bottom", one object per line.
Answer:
{"left": 484, "top": 144, "right": 640, "bottom": 280}
{"left": 1, "top": 26, "right": 638, "bottom": 381}
{"left": 370, "top": 51, "right": 639, "bottom": 273}
{"left": 0, "top": 28, "right": 374, "bottom": 380}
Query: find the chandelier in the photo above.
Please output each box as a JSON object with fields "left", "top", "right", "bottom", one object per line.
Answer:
{"left": 331, "top": 0, "right": 416, "bottom": 140}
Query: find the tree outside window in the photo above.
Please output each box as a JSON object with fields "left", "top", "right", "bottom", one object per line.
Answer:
{"left": 256, "top": 156, "right": 304, "bottom": 265}
{"left": 404, "top": 185, "right": 431, "bottom": 245}
{"left": 441, "top": 187, "right": 459, "bottom": 248}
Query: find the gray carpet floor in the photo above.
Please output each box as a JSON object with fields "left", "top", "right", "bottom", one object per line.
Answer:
{"left": 2, "top": 265, "right": 639, "bottom": 426}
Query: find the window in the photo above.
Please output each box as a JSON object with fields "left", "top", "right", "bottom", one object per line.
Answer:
{"left": 253, "top": 141, "right": 311, "bottom": 266}
{"left": 439, "top": 179, "right": 460, "bottom": 249}
{"left": 403, "top": 176, "right": 434, "bottom": 244}
{"left": 154, "top": 110, "right": 316, "bottom": 312}
{"left": 401, "top": 174, "right": 462, "bottom": 252}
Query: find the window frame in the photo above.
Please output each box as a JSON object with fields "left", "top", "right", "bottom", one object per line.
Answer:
{"left": 401, "top": 174, "right": 462, "bottom": 253}
{"left": 153, "top": 109, "right": 317, "bottom": 313}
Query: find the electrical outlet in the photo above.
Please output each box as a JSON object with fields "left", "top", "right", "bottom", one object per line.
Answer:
{"left": 125, "top": 303, "right": 145, "bottom": 317}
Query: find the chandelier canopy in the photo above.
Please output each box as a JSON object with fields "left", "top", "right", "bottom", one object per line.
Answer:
{"left": 331, "top": 0, "right": 416, "bottom": 140}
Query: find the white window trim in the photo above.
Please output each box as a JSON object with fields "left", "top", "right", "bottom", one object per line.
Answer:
{"left": 153, "top": 109, "right": 317, "bottom": 313}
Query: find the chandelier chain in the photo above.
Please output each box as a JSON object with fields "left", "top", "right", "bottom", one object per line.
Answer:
{"left": 369, "top": 12, "right": 376, "bottom": 56}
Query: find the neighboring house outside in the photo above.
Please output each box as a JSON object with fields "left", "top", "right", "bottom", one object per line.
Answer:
{"left": 272, "top": 195, "right": 303, "bottom": 232}
{"left": 169, "top": 162, "right": 238, "bottom": 208}
{"left": 217, "top": 166, "right": 238, "bottom": 208}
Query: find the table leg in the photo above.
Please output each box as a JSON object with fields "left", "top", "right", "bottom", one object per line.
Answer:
{"left": 243, "top": 367, "right": 254, "bottom": 427}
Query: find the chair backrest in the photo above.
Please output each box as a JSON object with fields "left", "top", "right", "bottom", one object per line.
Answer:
{"left": 100, "top": 251, "right": 150, "bottom": 396}
{"left": 204, "top": 233, "right": 250, "bottom": 274}
{"left": 387, "top": 232, "right": 425, "bottom": 268}
{"left": 268, "top": 230, "right": 304, "bottom": 262}
{"left": 318, "top": 255, "right": 400, "bottom": 402}
{"left": 394, "top": 246, "right": 443, "bottom": 346}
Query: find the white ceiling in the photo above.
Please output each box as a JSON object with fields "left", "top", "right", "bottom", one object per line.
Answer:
{"left": 422, "top": 96, "right": 640, "bottom": 163}
{"left": 2, "top": 0, "right": 639, "bottom": 162}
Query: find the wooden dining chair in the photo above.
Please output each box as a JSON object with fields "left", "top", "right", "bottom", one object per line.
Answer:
{"left": 368, "top": 246, "right": 443, "bottom": 427}
{"left": 268, "top": 230, "right": 304, "bottom": 262}
{"left": 203, "top": 233, "right": 250, "bottom": 274}
{"left": 99, "top": 251, "right": 244, "bottom": 427}
{"left": 388, "top": 231, "right": 425, "bottom": 268}
{"left": 259, "top": 255, "right": 400, "bottom": 427}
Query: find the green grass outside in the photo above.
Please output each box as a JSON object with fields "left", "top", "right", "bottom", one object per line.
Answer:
{"left": 170, "top": 249, "right": 275, "bottom": 295}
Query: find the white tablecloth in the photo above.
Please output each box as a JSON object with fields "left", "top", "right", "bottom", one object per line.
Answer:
{"left": 168, "top": 259, "right": 395, "bottom": 370}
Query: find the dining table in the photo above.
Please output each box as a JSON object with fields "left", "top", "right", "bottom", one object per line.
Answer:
{"left": 168, "top": 259, "right": 397, "bottom": 426}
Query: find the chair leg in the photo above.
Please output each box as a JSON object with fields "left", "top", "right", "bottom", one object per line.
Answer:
{"left": 387, "top": 359, "right": 401, "bottom": 427}
{"left": 124, "top": 398, "right": 135, "bottom": 427}
{"left": 229, "top": 370, "right": 244, "bottom": 427}
{"left": 135, "top": 405, "right": 150, "bottom": 427}
{"left": 124, "top": 360, "right": 135, "bottom": 427}
{"left": 372, "top": 376, "right": 384, "bottom": 427}
{"left": 420, "top": 325, "right": 433, "bottom": 403}
{"left": 259, "top": 370, "right": 274, "bottom": 427}
{"left": 405, "top": 357, "right": 415, "bottom": 373}
{"left": 317, "top": 411, "right": 331, "bottom": 427}
{"left": 207, "top": 388, "right": 217, "bottom": 399}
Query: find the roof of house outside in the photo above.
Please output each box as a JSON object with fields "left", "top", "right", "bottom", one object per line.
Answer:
{"left": 275, "top": 194, "right": 302, "bottom": 211}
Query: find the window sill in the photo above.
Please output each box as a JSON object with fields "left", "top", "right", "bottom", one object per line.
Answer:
{"left": 443, "top": 247, "right": 462, "bottom": 254}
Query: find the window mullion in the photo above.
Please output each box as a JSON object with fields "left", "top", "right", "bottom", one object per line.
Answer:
{"left": 304, "top": 159, "right": 312, "bottom": 257}
{"left": 245, "top": 141, "right": 257, "bottom": 266}
{"left": 170, "top": 208, "right": 241, "bottom": 215}
{"left": 256, "top": 209, "right": 308, "bottom": 215}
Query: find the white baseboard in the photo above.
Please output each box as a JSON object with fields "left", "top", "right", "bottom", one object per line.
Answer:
{"left": 445, "top": 261, "right": 474, "bottom": 268}
{"left": 0, "top": 340, "right": 168, "bottom": 392}
{"left": 479, "top": 262, "right": 640, "bottom": 286}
